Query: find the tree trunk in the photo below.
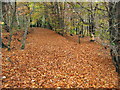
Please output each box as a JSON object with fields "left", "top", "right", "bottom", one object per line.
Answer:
{"left": 0, "top": 1, "right": 2, "bottom": 49}
{"left": 89, "top": 3, "right": 95, "bottom": 42}
{"left": 109, "top": 1, "right": 120, "bottom": 88}
{"left": 7, "top": 2, "right": 16, "bottom": 51}
{"left": 21, "top": 16, "right": 30, "bottom": 49}
{"left": 0, "top": 1, "right": 2, "bottom": 87}
{"left": 21, "top": 3, "right": 34, "bottom": 49}
{"left": 109, "top": 1, "right": 120, "bottom": 73}
{"left": 115, "top": 1, "right": 120, "bottom": 88}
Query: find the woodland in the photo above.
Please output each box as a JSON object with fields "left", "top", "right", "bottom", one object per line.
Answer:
{"left": 0, "top": 1, "right": 120, "bottom": 88}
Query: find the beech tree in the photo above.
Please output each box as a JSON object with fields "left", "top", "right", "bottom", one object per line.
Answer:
{"left": 1, "top": 1, "right": 120, "bottom": 75}
{"left": 2, "top": 2, "right": 17, "bottom": 50}
{"left": 108, "top": 1, "right": 120, "bottom": 74}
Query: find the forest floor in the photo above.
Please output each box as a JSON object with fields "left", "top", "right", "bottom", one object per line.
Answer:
{"left": 2, "top": 28, "right": 118, "bottom": 88}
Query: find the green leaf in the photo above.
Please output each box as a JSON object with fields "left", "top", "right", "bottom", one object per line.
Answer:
{"left": 111, "top": 43, "right": 115, "bottom": 46}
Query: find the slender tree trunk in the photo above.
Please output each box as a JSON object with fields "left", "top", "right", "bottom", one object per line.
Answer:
{"left": 21, "top": 17, "right": 30, "bottom": 49}
{"left": 81, "top": 24, "right": 84, "bottom": 38}
{"left": 2, "top": 3, "right": 12, "bottom": 33}
{"left": 16, "top": 12, "right": 20, "bottom": 28}
{"left": 21, "top": 3, "right": 34, "bottom": 49}
{"left": 89, "top": 3, "right": 95, "bottom": 42}
{"left": 1, "top": 2, "right": 9, "bottom": 48}
{"left": 7, "top": 2, "right": 16, "bottom": 51}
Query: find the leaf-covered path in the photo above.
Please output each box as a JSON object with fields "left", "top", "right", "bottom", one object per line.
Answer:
{"left": 2, "top": 28, "right": 118, "bottom": 88}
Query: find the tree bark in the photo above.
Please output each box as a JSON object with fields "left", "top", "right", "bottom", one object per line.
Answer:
{"left": 89, "top": 3, "right": 95, "bottom": 42}
{"left": 21, "top": 17, "right": 29, "bottom": 49}
{"left": 109, "top": 2, "right": 120, "bottom": 88}
{"left": 7, "top": 2, "right": 16, "bottom": 51}
{"left": 0, "top": 1, "right": 2, "bottom": 49}
{"left": 115, "top": 1, "right": 120, "bottom": 88}
{"left": 21, "top": 3, "right": 34, "bottom": 49}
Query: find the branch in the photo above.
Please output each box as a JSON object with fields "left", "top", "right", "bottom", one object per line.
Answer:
{"left": 76, "top": 2, "right": 92, "bottom": 13}
{"left": 67, "top": 2, "right": 91, "bottom": 25}
{"left": 95, "top": 7, "right": 108, "bottom": 12}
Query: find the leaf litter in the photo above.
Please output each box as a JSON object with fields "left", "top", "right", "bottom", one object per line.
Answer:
{"left": 2, "top": 28, "right": 118, "bottom": 88}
